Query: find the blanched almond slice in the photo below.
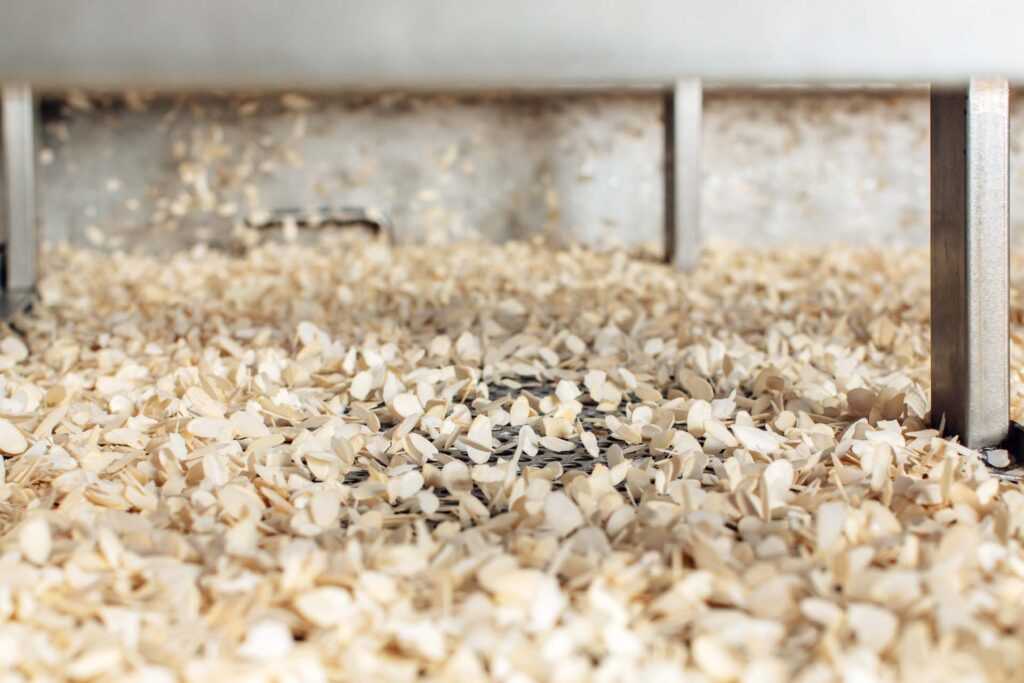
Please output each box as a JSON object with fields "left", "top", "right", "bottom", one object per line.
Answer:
{"left": 463, "top": 415, "right": 492, "bottom": 464}
{"left": 187, "top": 417, "right": 232, "bottom": 440}
{"left": 19, "top": 517, "right": 51, "bottom": 565}
{"left": 544, "top": 491, "right": 583, "bottom": 537}
{"left": 509, "top": 395, "right": 532, "bottom": 426}
{"left": 539, "top": 435, "right": 575, "bottom": 453}
{"left": 350, "top": 370, "right": 373, "bottom": 401}
{"left": 230, "top": 411, "right": 270, "bottom": 439}
{"left": 391, "top": 392, "right": 423, "bottom": 419}
{"left": 405, "top": 432, "right": 438, "bottom": 462}
{"left": 0, "top": 336, "right": 28, "bottom": 361}
{"left": 762, "top": 458, "right": 794, "bottom": 509}
{"left": 0, "top": 419, "right": 27, "bottom": 455}
{"left": 294, "top": 587, "right": 353, "bottom": 627}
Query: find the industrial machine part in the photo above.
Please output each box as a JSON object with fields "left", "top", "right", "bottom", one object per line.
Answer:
{"left": 243, "top": 207, "right": 393, "bottom": 237}
{"left": 239, "top": 207, "right": 393, "bottom": 253}
{"left": 5, "top": 1, "right": 1024, "bottom": 87}
{"left": 1, "top": 85, "right": 36, "bottom": 318}
{"left": 931, "top": 80, "right": 1010, "bottom": 452}
{"left": 0, "top": 0, "right": 1019, "bottom": 455}
{"left": 664, "top": 80, "right": 702, "bottom": 270}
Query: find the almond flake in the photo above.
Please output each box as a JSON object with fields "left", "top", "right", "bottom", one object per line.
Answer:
{"left": 350, "top": 370, "right": 373, "bottom": 401}
{"left": 544, "top": 491, "right": 583, "bottom": 536}
{"left": 539, "top": 435, "right": 575, "bottom": 452}
{"left": 294, "top": 587, "right": 353, "bottom": 626}
{"left": 733, "top": 425, "right": 784, "bottom": 453}
{"left": 230, "top": 411, "right": 269, "bottom": 438}
{"left": 387, "top": 469, "right": 424, "bottom": 502}
{"left": 509, "top": 395, "right": 532, "bottom": 426}
{"left": 309, "top": 490, "right": 342, "bottom": 527}
{"left": 187, "top": 416, "right": 232, "bottom": 440}
{"left": 19, "top": 517, "right": 51, "bottom": 565}
{"left": 0, "top": 337, "right": 28, "bottom": 361}
{"left": 405, "top": 432, "right": 438, "bottom": 462}
{"left": 0, "top": 419, "right": 27, "bottom": 455}
{"left": 762, "top": 459, "right": 794, "bottom": 509}
{"left": 686, "top": 400, "right": 712, "bottom": 437}
{"left": 238, "top": 620, "right": 293, "bottom": 661}
{"left": 463, "top": 414, "right": 493, "bottom": 464}
{"left": 391, "top": 392, "right": 423, "bottom": 419}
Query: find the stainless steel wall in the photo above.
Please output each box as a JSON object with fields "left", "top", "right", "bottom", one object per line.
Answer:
{"left": 33, "top": 90, "right": 1024, "bottom": 252}
{"left": 37, "top": 93, "right": 665, "bottom": 251}
{"left": 9, "top": 0, "right": 1024, "bottom": 87}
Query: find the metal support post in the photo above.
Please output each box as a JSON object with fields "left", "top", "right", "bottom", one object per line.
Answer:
{"left": 930, "top": 77, "right": 1009, "bottom": 450}
{"left": 665, "top": 78, "right": 702, "bottom": 269}
{"left": 1, "top": 84, "right": 38, "bottom": 317}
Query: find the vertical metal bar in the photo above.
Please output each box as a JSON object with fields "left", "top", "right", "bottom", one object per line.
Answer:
{"left": 2, "top": 84, "right": 38, "bottom": 294}
{"left": 665, "top": 78, "right": 702, "bottom": 269}
{"left": 930, "top": 77, "right": 1009, "bottom": 450}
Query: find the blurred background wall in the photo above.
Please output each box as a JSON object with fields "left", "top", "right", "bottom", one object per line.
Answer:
{"left": 34, "top": 90, "right": 1024, "bottom": 252}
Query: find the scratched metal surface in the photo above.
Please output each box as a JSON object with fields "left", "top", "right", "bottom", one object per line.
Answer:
{"left": 33, "top": 90, "right": 1024, "bottom": 253}
{"left": 36, "top": 93, "right": 666, "bottom": 252}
